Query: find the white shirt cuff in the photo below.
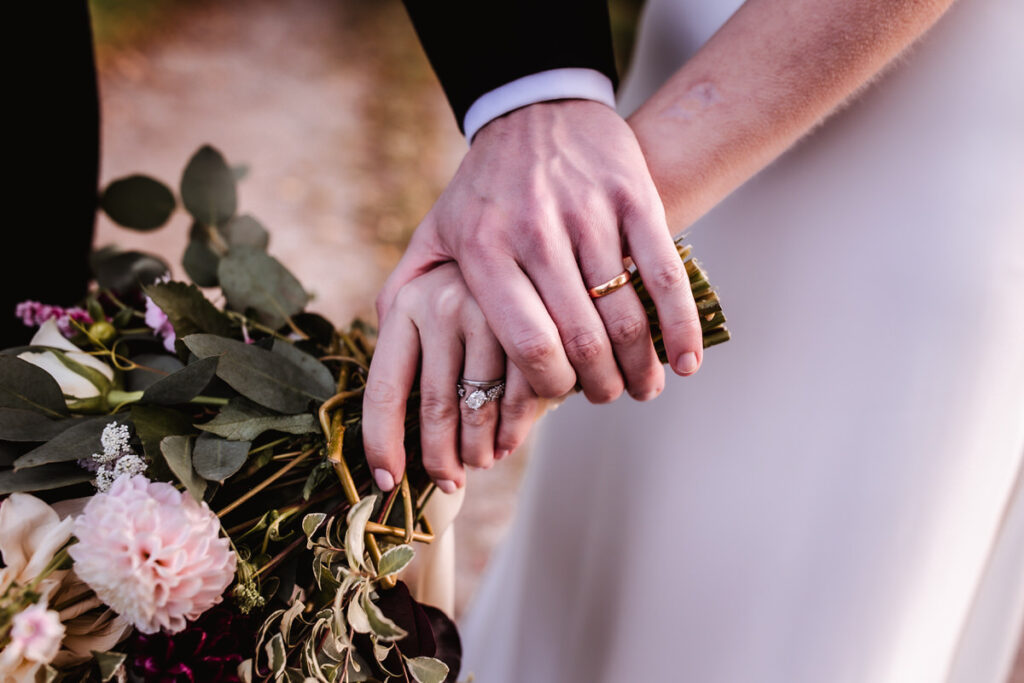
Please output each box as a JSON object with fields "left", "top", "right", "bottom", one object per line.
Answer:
{"left": 462, "top": 67, "right": 616, "bottom": 143}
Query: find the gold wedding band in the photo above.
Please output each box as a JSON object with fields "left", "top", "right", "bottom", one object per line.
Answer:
{"left": 587, "top": 270, "right": 631, "bottom": 299}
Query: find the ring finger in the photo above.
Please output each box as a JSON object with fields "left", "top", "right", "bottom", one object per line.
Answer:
{"left": 579, "top": 241, "right": 664, "bottom": 401}
{"left": 458, "top": 310, "right": 506, "bottom": 470}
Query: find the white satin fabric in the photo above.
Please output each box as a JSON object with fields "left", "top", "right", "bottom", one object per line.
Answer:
{"left": 460, "top": 1, "right": 1024, "bottom": 681}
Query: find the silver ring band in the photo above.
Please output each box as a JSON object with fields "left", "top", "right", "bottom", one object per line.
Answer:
{"left": 457, "top": 377, "right": 506, "bottom": 410}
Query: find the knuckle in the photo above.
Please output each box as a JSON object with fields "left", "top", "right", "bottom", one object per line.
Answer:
{"left": 587, "top": 379, "right": 623, "bottom": 405}
{"left": 364, "top": 379, "right": 402, "bottom": 408}
{"left": 421, "top": 452, "right": 457, "bottom": 479}
{"left": 460, "top": 448, "right": 492, "bottom": 469}
{"left": 512, "top": 332, "right": 560, "bottom": 369}
{"left": 431, "top": 282, "right": 463, "bottom": 321}
{"left": 563, "top": 329, "right": 607, "bottom": 365}
{"left": 500, "top": 397, "right": 533, "bottom": 421}
{"left": 420, "top": 395, "right": 459, "bottom": 426}
{"left": 606, "top": 313, "right": 649, "bottom": 347}
{"left": 459, "top": 404, "right": 494, "bottom": 428}
{"left": 648, "top": 260, "right": 687, "bottom": 291}
{"left": 661, "top": 305, "right": 702, "bottom": 337}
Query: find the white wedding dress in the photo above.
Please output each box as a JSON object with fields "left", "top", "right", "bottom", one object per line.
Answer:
{"left": 459, "top": 0, "right": 1024, "bottom": 681}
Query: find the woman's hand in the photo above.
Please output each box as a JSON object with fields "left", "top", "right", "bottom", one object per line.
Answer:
{"left": 362, "top": 263, "right": 543, "bottom": 493}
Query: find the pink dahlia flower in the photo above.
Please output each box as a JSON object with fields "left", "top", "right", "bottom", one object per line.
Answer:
{"left": 68, "top": 476, "right": 236, "bottom": 635}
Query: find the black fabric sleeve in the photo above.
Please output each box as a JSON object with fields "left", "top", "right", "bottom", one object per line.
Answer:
{"left": 401, "top": 0, "right": 618, "bottom": 132}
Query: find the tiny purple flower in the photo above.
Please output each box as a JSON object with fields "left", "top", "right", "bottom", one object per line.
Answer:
{"left": 144, "top": 297, "right": 176, "bottom": 352}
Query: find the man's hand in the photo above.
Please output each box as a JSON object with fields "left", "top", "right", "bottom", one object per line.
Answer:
{"left": 377, "top": 99, "right": 703, "bottom": 404}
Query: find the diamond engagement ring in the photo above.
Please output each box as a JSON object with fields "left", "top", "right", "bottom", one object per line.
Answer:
{"left": 457, "top": 378, "right": 506, "bottom": 410}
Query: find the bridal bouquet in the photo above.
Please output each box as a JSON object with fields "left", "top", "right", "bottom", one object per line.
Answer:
{"left": 0, "top": 145, "right": 727, "bottom": 683}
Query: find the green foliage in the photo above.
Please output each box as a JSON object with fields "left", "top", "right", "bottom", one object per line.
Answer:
{"left": 180, "top": 145, "right": 238, "bottom": 227}
{"left": 0, "top": 356, "right": 70, "bottom": 417}
{"left": 192, "top": 432, "right": 250, "bottom": 481}
{"left": 13, "top": 416, "right": 111, "bottom": 469}
{"left": 159, "top": 434, "right": 207, "bottom": 501}
{"left": 197, "top": 397, "right": 317, "bottom": 441}
{"left": 218, "top": 247, "right": 309, "bottom": 329}
{"left": 90, "top": 248, "right": 170, "bottom": 292}
{"left": 184, "top": 334, "right": 332, "bottom": 413}
{"left": 144, "top": 281, "right": 235, "bottom": 338}
{"left": 100, "top": 175, "right": 176, "bottom": 231}
{"left": 141, "top": 356, "right": 218, "bottom": 405}
{"left": 0, "top": 463, "right": 92, "bottom": 494}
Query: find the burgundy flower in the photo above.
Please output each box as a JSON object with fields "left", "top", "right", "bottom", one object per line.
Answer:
{"left": 128, "top": 605, "right": 254, "bottom": 683}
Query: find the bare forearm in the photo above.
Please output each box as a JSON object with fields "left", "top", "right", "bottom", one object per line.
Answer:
{"left": 628, "top": 0, "right": 955, "bottom": 231}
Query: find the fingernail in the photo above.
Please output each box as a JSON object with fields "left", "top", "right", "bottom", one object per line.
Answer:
{"left": 436, "top": 479, "right": 458, "bottom": 494}
{"left": 373, "top": 468, "right": 396, "bottom": 492}
{"left": 675, "top": 351, "right": 699, "bottom": 375}
{"left": 495, "top": 449, "right": 510, "bottom": 460}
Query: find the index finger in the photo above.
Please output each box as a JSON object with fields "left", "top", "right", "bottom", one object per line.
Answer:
{"left": 362, "top": 312, "right": 420, "bottom": 492}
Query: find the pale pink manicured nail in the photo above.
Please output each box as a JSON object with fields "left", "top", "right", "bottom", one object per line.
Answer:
{"left": 436, "top": 479, "right": 458, "bottom": 494}
{"left": 495, "top": 450, "right": 510, "bottom": 460}
{"left": 373, "top": 468, "right": 396, "bottom": 492}
{"left": 675, "top": 351, "right": 699, "bottom": 375}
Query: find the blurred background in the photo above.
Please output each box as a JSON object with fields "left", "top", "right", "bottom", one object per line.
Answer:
{"left": 88, "top": 0, "right": 1022, "bottom": 679}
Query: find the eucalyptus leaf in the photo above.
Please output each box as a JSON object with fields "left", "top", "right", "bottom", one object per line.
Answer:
{"left": 130, "top": 404, "right": 194, "bottom": 479}
{"left": 404, "top": 656, "right": 450, "bottom": 683}
{"left": 196, "top": 396, "right": 317, "bottom": 441}
{"left": 92, "top": 650, "right": 127, "bottom": 682}
{"left": 218, "top": 247, "right": 308, "bottom": 329}
{"left": 141, "top": 356, "right": 218, "bottom": 405}
{"left": 125, "top": 354, "right": 185, "bottom": 394}
{"left": 159, "top": 435, "right": 206, "bottom": 501}
{"left": 90, "top": 248, "right": 169, "bottom": 293}
{"left": 376, "top": 545, "right": 414, "bottom": 580}
{"left": 143, "top": 281, "right": 234, "bottom": 338}
{"left": 0, "top": 463, "right": 92, "bottom": 494}
{"left": 192, "top": 432, "right": 250, "bottom": 481}
{"left": 181, "top": 145, "right": 237, "bottom": 227}
{"left": 360, "top": 591, "right": 408, "bottom": 642}
{"left": 232, "top": 163, "right": 250, "bottom": 181}
{"left": 13, "top": 416, "right": 111, "bottom": 469}
{"left": 0, "top": 355, "right": 69, "bottom": 417}
{"left": 184, "top": 335, "right": 332, "bottom": 413}
{"left": 183, "top": 237, "right": 221, "bottom": 287}
{"left": 222, "top": 214, "right": 269, "bottom": 249}
{"left": 345, "top": 496, "right": 376, "bottom": 571}
{"left": 100, "top": 175, "right": 176, "bottom": 231}
{"left": 272, "top": 340, "right": 335, "bottom": 398}
{"left": 0, "top": 408, "right": 73, "bottom": 441}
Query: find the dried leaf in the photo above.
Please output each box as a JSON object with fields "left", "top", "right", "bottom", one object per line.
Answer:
{"left": 376, "top": 545, "right": 414, "bottom": 580}
{"left": 344, "top": 496, "right": 376, "bottom": 571}
{"left": 360, "top": 591, "right": 408, "bottom": 642}
{"left": 404, "top": 656, "right": 450, "bottom": 683}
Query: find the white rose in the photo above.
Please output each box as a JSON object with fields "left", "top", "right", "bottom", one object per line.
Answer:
{"left": 17, "top": 319, "right": 114, "bottom": 399}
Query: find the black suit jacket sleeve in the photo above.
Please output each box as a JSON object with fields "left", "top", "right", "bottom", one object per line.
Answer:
{"left": 401, "top": 0, "right": 618, "bottom": 132}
